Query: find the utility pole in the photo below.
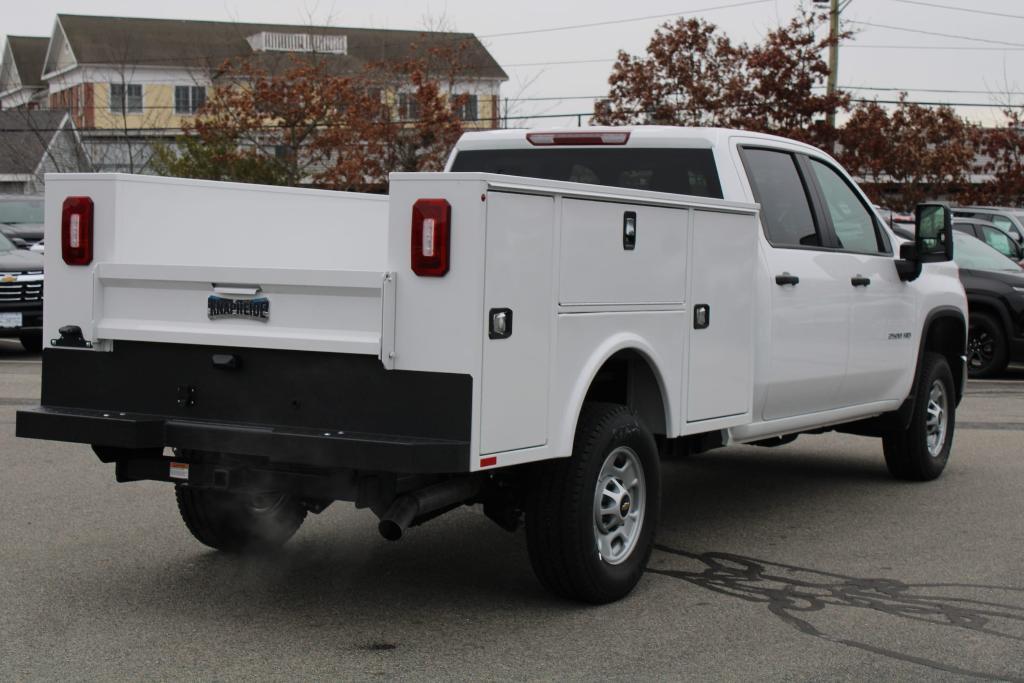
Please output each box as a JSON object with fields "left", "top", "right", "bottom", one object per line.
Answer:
{"left": 826, "top": 0, "right": 839, "bottom": 132}
{"left": 814, "top": 0, "right": 846, "bottom": 146}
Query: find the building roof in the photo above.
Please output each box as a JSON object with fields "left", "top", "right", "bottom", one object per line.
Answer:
{"left": 0, "top": 110, "right": 70, "bottom": 175}
{"left": 7, "top": 36, "right": 48, "bottom": 88}
{"left": 53, "top": 14, "right": 507, "bottom": 80}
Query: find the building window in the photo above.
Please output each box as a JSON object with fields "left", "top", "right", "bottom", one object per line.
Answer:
{"left": 109, "top": 83, "right": 142, "bottom": 114}
{"left": 455, "top": 94, "right": 478, "bottom": 121}
{"left": 174, "top": 85, "right": 206, "bottom": 114}
{"left": 397, "top": 92, "right": 420, "bottom": 121}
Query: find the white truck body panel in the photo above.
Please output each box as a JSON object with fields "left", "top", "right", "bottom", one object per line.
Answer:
{"left": 43, "top": 174, "right": 389, "bottom": 355}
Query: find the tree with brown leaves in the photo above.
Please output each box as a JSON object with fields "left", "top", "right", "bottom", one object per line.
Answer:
{"left": 593, "top": 11, "right": 847, "bottom": 149}
{"left": 153, "top": 40, "right": 474, "bottom": 193}
{"left": 838, "top": 96, "right": 975, "bottom": 210}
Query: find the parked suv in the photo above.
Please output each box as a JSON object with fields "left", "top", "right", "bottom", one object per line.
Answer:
{"left": 952, "top": 231, "right": 1024, "bottom": 377}
{"left": 0, "top": 231, "right": 44, "bottom": 351}
{"left": 953, "top": 207, "right": 1024, "bottom": 244}
{"left": 0, "top": 195, "right": 44, "bottom": 248}
{"left": 953, "top": 219, "right": 1024, "bottom": 266}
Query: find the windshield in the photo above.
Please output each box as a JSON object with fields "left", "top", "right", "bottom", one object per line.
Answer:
{"left": 0, "top": 232, "right": 14, "bottom": 252}
{"left": 953, "top": 232, "right": 1021, "bottom": 272}
{"left": 0, "top": 199, "right": 44, "bottom": 225}
{"left": 450, "top": 148, "right": 724, "bottom": 199}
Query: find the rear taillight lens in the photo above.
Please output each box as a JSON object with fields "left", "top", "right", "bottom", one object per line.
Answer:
{"left": 61, "top": 196, "right": 94, "bottom": 266}
{"left": 411, "top": 198, "right": 451, "bottom": 276}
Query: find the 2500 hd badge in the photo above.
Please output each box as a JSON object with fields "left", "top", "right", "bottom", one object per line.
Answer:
{"left": 207, "top": 295, "right": 270, "bottom": 321}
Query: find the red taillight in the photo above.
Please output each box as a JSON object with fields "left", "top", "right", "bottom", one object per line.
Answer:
{"left": 61, "top": 196, "right": 94, "bottom": 266}
{"left": 526, "top": 131, "right": 630, "bottom": 146}
{"left": 411, "top": 198, "right": 451, "bottom": 277}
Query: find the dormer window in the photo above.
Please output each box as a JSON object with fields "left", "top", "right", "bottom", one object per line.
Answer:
{"left": 246, "top": 32, "right": 347, "bottom": 55}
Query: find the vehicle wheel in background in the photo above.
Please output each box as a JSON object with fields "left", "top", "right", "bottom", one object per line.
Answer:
{"left": 19, "top": 332, "right": 42, "bottom": 353}
{"left": 882, "top": 352, "right": 955, "bottom": 481}
{"left": 966, "top": 312, "right": 1008, "bottom": 378}
{"left": 525, "top": 403, "right": 661, "bottom": 604}
{"left": 175, "top": 486, "right": 307, "bottom": 553}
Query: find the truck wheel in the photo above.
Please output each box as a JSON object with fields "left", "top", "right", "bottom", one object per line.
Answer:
{"left": 882, "top": 352, "right": 955, "bottom": 481}
{"left": 19, "top": 332, "right": 42, "bottom": 353}
{"left": 526, "top": 403, "right": 660, "bottom": 604}
{"left": 175, "top": 486, "right": 307, "bottom": 553}
{"left": 966, "top": 312, "right": 1008, "bottom": 378}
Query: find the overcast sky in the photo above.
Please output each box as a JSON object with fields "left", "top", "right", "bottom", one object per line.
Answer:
{"left": 3, "top": 0, "right": 1022, "bottom": 126}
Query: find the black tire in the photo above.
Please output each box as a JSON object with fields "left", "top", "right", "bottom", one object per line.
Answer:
{"left": 967, "top": 311, "right": 1008, "bottom": 378}
{"left": 525, "top": 403, "right": 661, "bottom": 604}
{"left": 18, "top": 332, "right": 42, "bottom": 353}
{"left": 882, "top": 352, "right": 956, "bottom": 481}
{"left": 175, "top": 486, "right": 306, "bottom": 553}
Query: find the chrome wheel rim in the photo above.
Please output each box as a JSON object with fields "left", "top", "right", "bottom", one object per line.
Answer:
{"left": 593, "top": 446, "right": 646, "bottom": 565}
{"left": 925, "top": 379, "right": 948, "bottom": 458}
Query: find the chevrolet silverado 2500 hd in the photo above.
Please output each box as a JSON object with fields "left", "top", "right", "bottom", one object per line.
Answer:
{"left": 17, "top": 127, "right": 967, "bottom": 604}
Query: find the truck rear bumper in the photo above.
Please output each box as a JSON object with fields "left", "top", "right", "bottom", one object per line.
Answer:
{"left": 17, "top": 406, "right": 470, "bottom": 473}
{"left": 18, "top": 341, "right": 474, "bottom": 474}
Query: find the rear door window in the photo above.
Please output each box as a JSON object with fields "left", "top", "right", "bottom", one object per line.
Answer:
{"left": 740, "top": 148, "right": 821, "bottom": 248}
{"left": 449, "top": 148, "right": 723, "bottom": 199}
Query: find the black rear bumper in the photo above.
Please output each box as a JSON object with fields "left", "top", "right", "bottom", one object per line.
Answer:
{"left": 17, "top": 406, "right": 469, "bottom": 473}
{"left": 17, "top": 342, "right": 473, "bottom": 474}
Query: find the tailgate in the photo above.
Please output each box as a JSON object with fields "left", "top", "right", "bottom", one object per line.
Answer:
{"left": 43, "top": 174, "right": 394, "bottom": 359}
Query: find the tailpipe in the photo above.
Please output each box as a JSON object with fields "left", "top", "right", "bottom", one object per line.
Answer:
{"left": 378, "top": 477, "right": 482, "bottom": 541}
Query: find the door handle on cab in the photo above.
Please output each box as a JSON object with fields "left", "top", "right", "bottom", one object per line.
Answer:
{"left": 851, "top": 276, "right": 871, "bottom": 287}
{"left": 774, "top": 273, "right": 799, "bottom": 286}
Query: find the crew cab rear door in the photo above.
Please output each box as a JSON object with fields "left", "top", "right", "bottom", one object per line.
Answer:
{"left": 739, "top": 146, "right": 851, "bottom": 421}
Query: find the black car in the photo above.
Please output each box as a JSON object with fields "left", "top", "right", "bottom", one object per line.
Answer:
{"left": 0, "top": 231, "right": 43, "bottom": 352}
{"left": 952, "top": 232, "right": 1024, "bottom": 377}
{"left": 0, "top": 195, "right": 44, "bottom": 248}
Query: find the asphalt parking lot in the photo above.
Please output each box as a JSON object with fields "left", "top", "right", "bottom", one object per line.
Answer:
{"left": 2, "top": 338, "right": 1023, "bottom": 681}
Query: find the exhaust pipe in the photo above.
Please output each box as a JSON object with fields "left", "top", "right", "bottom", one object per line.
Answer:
{"left": 378, "top": 477, "right": 482, "bottom": 541}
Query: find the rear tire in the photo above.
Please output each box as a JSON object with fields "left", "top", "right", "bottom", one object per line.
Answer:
{"left": 967, "top": 311, "right": 1008, "bottom": 378}
{"left": 525, "top": 403, "right": 661, "bottom": 604}
{"left": 19, "top": 332, "right": 42, "bottom": 353}
{"left": 882, "top": 352, "right": 955, "bottom": 481}
{"left": 175, "top": 486, "right": 306, "bottom": 553}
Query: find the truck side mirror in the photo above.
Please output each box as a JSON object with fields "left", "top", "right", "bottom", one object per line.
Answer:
{"left": 896, "top": 203, "right": 953, "bottom": 282}
{"left": 915, "top": 203, "right": 954, "bottom": 263}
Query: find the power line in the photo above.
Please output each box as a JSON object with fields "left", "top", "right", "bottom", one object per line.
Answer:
{"left": 846, "top": 20, "right": 1024, "bottom": 48}
{"left": 890, "top": 0, "right": 1024, "bottom": 21}
{"left": 479, "top": 0, "right": 772, "bottom": 38}
{"left": 845, "top": 44, "right": 1024, "bottom": 51}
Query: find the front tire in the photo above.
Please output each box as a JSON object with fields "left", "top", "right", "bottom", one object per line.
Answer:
{"left": 967, "top": 311, "right": 1008, "bottom": 378}
{"left": 882, "top": 352, "right": 956, "bottom": 481}
{"left": 526, "top": 403, "right": 661, "bottom": 604}
{"left": 175, "top": 486, "right": 307, "bottom": 553}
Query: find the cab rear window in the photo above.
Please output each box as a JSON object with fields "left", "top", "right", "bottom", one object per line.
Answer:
{"left": 450, "top": 148, "right": 723, "bottom": 199}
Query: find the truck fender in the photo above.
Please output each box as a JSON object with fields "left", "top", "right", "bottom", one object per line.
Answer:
{"left": 899, "top": 306, "right": 967, "bottom": 428}
{"left": 557, "top": 333, "right": 674, "bottom": 459}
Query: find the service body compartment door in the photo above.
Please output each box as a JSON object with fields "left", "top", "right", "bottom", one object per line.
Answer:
{"left": 686, "top": 209, "right": 758, "bottom": 423}
{"left": 559, "top": 199, "right": 687, "bottom": 306}
{"left": 480, "top": 192, "right": 555, "bottom": 454}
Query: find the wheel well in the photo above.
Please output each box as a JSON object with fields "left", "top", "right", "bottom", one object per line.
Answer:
{"left": 582, "top": 350, "right": 667, "bottom": 436}
{"left": 923, "top": 313, "right": 966, "bottom": 399}
{"left": 967, "top": 299, "right": 1010, "bottom": 336}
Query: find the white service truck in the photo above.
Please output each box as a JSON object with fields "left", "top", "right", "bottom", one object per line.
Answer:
{"left": 18, "top": 127, "right": 967, "bottom": 603}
